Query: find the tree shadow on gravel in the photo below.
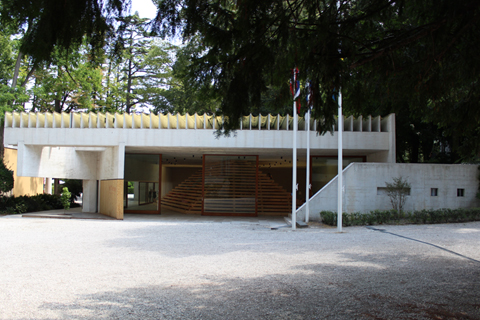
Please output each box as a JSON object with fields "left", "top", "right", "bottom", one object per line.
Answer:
{"left": 103, "top": 222, "right": 480, "bottom": 263}
{"left": 36, "top": 253, "right": 480, "bottom": 320}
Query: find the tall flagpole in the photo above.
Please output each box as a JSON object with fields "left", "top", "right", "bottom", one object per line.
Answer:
{"left": 305, "top": 81, "right": 312, "bottom": 223}
{"left": 305, "top": 108, "right": 310, "bottom": 223}
{"left": 291, "top": 68, "right": 298, "bottom": 231}
{"left": 337, "top": 89, "right": 343, "bottom": 232}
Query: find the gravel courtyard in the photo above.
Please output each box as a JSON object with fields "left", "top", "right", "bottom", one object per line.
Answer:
{"left": 0, "top": 213, "right": 479, "bottom": 320}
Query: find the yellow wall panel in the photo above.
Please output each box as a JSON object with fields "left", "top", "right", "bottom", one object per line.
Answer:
{"left": 4, "top": 148, "right": 43, "bottom": 196}
{"left": 99, "top": 179, "right": 124, "bottom": 219}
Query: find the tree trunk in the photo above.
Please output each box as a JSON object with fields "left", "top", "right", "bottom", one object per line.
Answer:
{"left": 20, "top": 64, "right": 36, "bottom": 87}
{"left": 11, "top": 51, "right": 24, "bottom": 88}
{"left": 126, "top": 57, "right": 132, "bottom": 113}
{"left": 0, "top": 123, "right": 4, "bottom": 160}
{"left": 54, "top": 99, "right": 61, "bottom": 113}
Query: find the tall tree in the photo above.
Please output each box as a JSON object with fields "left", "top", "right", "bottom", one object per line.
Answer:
{"left": 31, "top": 45, "right": 104, "bottom": 113}
{"left": 151, "top": 36, "right": 221, "bottom": 115}
{"left": 154, "top": 0, "right": 480, "bottom": 161}
{"left": 0, "top": 21, "right": 29, "bottom": 158}
{"left": 0, "top": 0, "right": 129, "bottom": 64}
{"left": 106, "top": 14, "right": 176, "bottom": 113}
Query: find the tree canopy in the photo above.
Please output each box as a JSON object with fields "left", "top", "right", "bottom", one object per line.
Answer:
{"left": 154, "top": 0, "right": 480, "bottom": 161}
{"left": 0, "top": 0, "right": 479, "bottom": 162}
{"left": 0, "top": 0, "right": 129, "bottom": 63}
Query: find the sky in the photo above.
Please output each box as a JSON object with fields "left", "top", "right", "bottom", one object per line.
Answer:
{"left": 129, "top": 0, "right": 182, "bottom": 45}
{"left": 130, "top": 0, "right": 158, "bottom": 19}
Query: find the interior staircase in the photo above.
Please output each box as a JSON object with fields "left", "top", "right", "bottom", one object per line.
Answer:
{"left": 160, "top": 171, "right": 203, "bottom": 214}
{"left": 161, "top": 160, "right": 293, "bottom": 215}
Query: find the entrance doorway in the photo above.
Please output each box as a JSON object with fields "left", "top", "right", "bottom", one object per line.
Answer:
{"left": 202, "top": 155, "right": 258, "bottom": 216}
{"left": 124, "top": 153, "right": 161, "bottom": 214}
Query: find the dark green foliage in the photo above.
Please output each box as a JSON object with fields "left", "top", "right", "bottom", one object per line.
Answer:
{"left": 0, "top": 194, "right": 64, "bottom": 214}
{"left": 0, "top": 158, "right": 14, "bottom": 193}
{"left": 127, "top": 181, "right": 134, "bottom": 194}
{"left": 155, "top": 0, "right": 480, "bottom": 161}
{"left": 320, "top": 211, "right": 336, "bottom": 226}
{"left": 61, "top": 187, "right": 71, "bottom": 210}
{"left": 2, "top": 0, "right": 480, "bottom": 161}
{"left": 62, "top": 180, "right": 83, "bottom": 203}
{"left": 0, "top": 0, "right": 129, "bottom": 63}
{"left": 153, "top": 36, "right": 221, "bottom": 115}
{"left": 411, "top": 210, "right": 429, "bottom": 224}
{"left": 321, "top": 208, "right": 480, "bottom": 227}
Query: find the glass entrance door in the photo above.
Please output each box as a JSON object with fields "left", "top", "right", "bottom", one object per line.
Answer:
{"left": 124, "top": 154, "right": 161, "bottom": 214}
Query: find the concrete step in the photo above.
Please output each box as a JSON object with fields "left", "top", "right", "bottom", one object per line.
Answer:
{"left": 283, "top": 216, "right": 308, "bottom": 228}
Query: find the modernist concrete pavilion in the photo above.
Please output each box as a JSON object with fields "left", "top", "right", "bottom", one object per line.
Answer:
{"left": 5, "top": 111, "right": 478, "bottom": 220}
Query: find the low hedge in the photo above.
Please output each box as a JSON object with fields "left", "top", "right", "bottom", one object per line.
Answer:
{"left": 0, "top": 194, "right": 77, "bottom": 214}
{"left": 321, "top": 208, "right": 480, "bottom": 227}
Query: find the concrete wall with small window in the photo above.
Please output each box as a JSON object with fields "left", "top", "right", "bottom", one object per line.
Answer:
{"left": 297, "top": 163, "right": 480, "bottom": 221}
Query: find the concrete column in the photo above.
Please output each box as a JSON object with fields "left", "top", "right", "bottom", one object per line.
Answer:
{"left": 45, "top": 178, "right": 53, "bottom": 194}
{"left": 16, "top": 141, "right": 25, "bottom": 176}
{"left": 387, "top": 114, "right": 396, "bottom": 163}
{"left": 117, "top": 143, "right": 125, "bottom": 180}
{"left": 53, "top": 179, "right": 61, "bottom": 195}
{"left": 82, "top": 180, "right": 97, "bottom": 213}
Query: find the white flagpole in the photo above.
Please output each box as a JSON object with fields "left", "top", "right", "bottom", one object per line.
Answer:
{"left": 337, "top": 88, "right": 343, "bottom": 232}
{"left": 292, "top": 99, "right": 297, "bottom": 230}
{"left": 291, "top": 68, "right": 298, "bottom": 231}
{"left": 305, "top": 108, "right": 310, "bottom": 223}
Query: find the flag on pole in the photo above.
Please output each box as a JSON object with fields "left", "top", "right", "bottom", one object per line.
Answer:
{"left": 290, "top": 68, "right": 301, "bottom": 113}
{"left": 306, "top": 81, "right": 313, "bottom": 109}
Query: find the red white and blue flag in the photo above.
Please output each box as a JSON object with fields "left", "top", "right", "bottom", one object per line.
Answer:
{"left": 306, "top": 81, "right": 313, "bottom": 109}
{"left": 290, "top": 68, "right": 301, "bottom": 113}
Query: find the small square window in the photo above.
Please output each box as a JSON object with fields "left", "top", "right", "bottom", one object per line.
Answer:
{"left": 431, "top": 188, "right": 438, "bottom": 196}
{"left": 457, "top": 189, "right": 465, "bottom": 197}
{"left": 377, "top": 187, "right": 387, "bottom": 195}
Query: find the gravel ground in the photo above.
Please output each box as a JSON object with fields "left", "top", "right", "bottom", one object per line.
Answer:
{"left": 0, "top": 214, "right": 479, "bottom": 320}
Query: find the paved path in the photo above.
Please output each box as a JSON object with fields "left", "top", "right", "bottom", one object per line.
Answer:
{"left": 0, "top": 214, "right": 479, "bottom": 319}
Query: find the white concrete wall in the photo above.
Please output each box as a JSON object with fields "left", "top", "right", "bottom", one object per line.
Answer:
{"left": 18, "top": 145, "right": 98, "bottom": 179}
{"left": 16, "top": 144, "right": 124, "bottom": 214}
{"left": 97, "top": 145, "right": 124, "bottom": 180}
{"left": 82, "top": 180, "right": 97, "bottom": 213}
{"left": 297, "top": 163, "right": 480, "bottom": 221}
{"left": 5, "top": 127, "right": 393, "bottom": 156}
{"left": 16, "top": 145, "right": 123, "bottom": 180}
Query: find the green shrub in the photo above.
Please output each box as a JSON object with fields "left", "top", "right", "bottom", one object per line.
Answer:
{"left": 320, "top": 211, "right": 336, "bottom": 226}
{"left": 62, "top": 180, "right": 82, "bottom": 203}
{"left": 0, "top": 193, "right": 64, "bottom": 214}
{"left": 319, "top": 208, "right": 480, "bottom": 227}
{"left": 60, "top": 187, "right": 71, "bottom": 210}
{"left": 411, "top": 209, "right": 428, "bottom": 224}
{"left": 127, "top": 181, "right": 134, "bottom": 194}
{"left": 0, "top": 159, "right": 14, "bottom": 194}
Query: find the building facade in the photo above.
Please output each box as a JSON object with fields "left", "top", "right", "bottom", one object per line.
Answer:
{"left": 4, "top": 111, "right": 478, "bottom": 219}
